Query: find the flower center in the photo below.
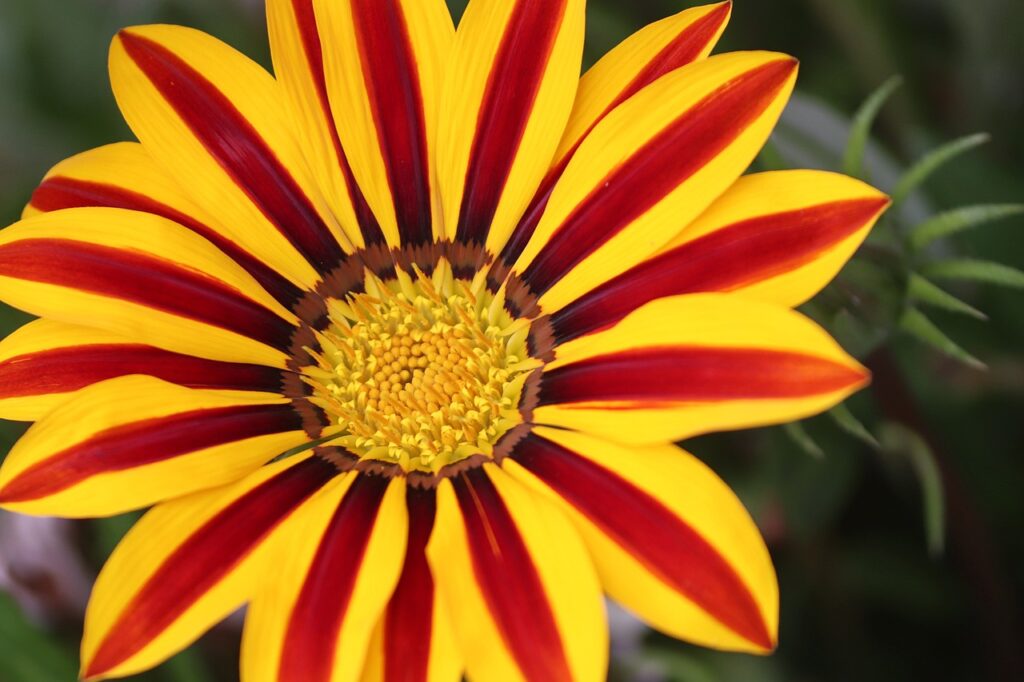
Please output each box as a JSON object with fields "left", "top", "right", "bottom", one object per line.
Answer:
{"left": 300, "top": 265, "right": 535, "bottom": 474}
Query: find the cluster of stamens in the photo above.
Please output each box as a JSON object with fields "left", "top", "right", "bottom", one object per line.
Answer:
{"left": 300, "top": 264, "right": 536, "bottom": 473}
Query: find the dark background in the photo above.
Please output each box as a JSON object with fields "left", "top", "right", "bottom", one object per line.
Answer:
{"left": 0, "top": 1, "right": 1022, "bottom": 680}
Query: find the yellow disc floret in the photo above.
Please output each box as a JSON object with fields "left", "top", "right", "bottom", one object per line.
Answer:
{"left": 300, "top": 262, "right": 536, "bottom": 474}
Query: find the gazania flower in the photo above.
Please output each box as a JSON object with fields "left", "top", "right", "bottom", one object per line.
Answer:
{"left": 0, "top": 0, "right": 887, "bottom": 680}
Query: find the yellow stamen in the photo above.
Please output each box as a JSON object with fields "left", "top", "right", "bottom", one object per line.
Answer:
{"left": 300, "top": 262, "right": 531, "bottom": 473}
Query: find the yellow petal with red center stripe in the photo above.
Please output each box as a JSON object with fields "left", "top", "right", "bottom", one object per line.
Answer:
{"left": 0, "top": 376, "right": 309, "bottom": 517}
{"left": 509, "top": 52, "right": 798, "bottom": 314}
{"left": 428, "top": 464, "right": 607, "bottom": 682}
{"left": 109, "top": 24, "right": 352, "bottom": 288}
{"left": 359, "top": 487, "right": 462, "bottom": 682}
{"left": 25, "top": 142, "right": 304, "bottom": 307}
{"left": 267, "top": 0, "right": 386, "bottom": 249}
{"left": 535, "top": 294, "right": 868, "bottom": 444}
{"left": 81, "top": 453, "right": 342, "bottom": 680}
{"left": 241, "top": 472, "right": 408, "bottom": 682}
{"left": 314, "top": 0, "right": 454, "bottom": 247}
{"left": 506, "top": 427, "right": 777, "bottom": 653}
{"left": 493, "top": 1, "right": 731, "bottom": 277}
{"left": 0, "top": 319, "right": 286, "bottom": 422}
{"left": 0, "top": 207, "right": 297, "bottom": 367}
{"left": 549, "top": 170, "right": 890, "bottom": 342}
{"left": 438, "top": 0, "right": 586, "bottom": 256}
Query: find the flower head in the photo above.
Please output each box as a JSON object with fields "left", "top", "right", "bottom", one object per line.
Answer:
{"left": 0, "top": 1, "right": 887, "bottom": 680}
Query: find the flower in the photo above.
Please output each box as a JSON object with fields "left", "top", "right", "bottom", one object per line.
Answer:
{"left": 0, "top": 0, "right": 887, "bottom": 680}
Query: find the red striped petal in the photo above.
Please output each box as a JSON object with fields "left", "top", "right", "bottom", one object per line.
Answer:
{"left": 511, "top": 432, "right": 773, "bottom": 649}
{"left": 0, "top": 239, "right": 295, "bottom": 351}
{"left": 278, "top": 473, "right": 391, "bottom": 682}
{"left": 0, "top": 343, "right": 283, "bottom": 402}
{"left": 30, "top": 176, "right": 304, "bottom": 306}
{"left": 118, "top": 31, "right": 346, "bottom": 272}
{"left": 496, "top": 2, "right": 732, "bottom": 272}
{"left": 347, "top": 0, "right": 433, "bottom": 245}
{"left": 452, "top": 468, "right": 573, "bottom": 682}
{"left": 83, "top": 456, "right": 339, "bottom": 678}
{"left": 518, "top": 58, "right": 797, "bottom": 296}
{"left": 0, "top": 404, "right": 303, "bottom": 504}
{"left": 380, "top": 486, "right": 436, "bottom": 681}
{"left": 539, "top": 346, "right": 867, "bottom": 407}
{"left": 454, "top": 0, "right": 571, "bottom": 246}
{"left": 551, "top": 197, "right": 890, "bottom": 342}
{"left": 289, "top": 0, "right": 385, "bottom": 247}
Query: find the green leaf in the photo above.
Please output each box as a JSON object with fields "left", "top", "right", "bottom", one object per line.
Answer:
{"left": 909, "top": 203, "right": 1024, "bottom": 250}
{"left": 842, "top": 76, "right": 902, "bottom": 178}
{"left": 891, "top": 133, "right": 990, "bottom": 207}
{"left": 829, "top": 402, "right": 880, "bottom": 448}
{"left": 783, "top": 421, "right": 824, "bottom": 458}
{"left": 0, "top": 594, "right": 79, "bottom": 682}
{"left": 908, "top": 273, "right": 987, "bottom": 320}
{"left": 899, "top": 307, "right": 985, "bottom": 369}
{"left": 921, "top": 258, "right": 1024, "bottom": 289}
{"left": 878, "top": 422, "right": 946, "bottom": 557}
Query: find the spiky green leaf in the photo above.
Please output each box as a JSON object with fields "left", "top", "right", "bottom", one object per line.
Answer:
{"left": 842, "top": 76, "right": 903, "bottom": 178}
{"left": 921, "top": 258, "right": 1024, "bottom": 289}
{"left": 829, "top": 402, "right": 880, "bottom": 448}
{"left": 910, "top": 203, "right": 1024, "bottom": 250}
{"left": 783, "top": 421, "right": 824, "bottom": 459}
{"left": 899, "top": 308, "right": 985, "bottom": 369}
{"left": 908, "top": 273, "right": 987, "bottom": 320}
{"left": 878, "top": 422, "right": 946, "bottom": 557}
{"left": 891, "top": 133, "right": 990, "bottom": 207}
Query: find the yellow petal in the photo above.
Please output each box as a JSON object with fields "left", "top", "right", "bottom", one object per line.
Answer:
{"left": 241, "top": 472, "right": 408, "bottom": 682}
{"left": 536, "top": 293, "right": 869, "bottom": 443}
{"left": 24, "top": 142, "right": 304, "bottom": 306}
{"left": 359, "top": 487, "right": 462, "bottom": 682}
{"left": 510, "top": 52, "right": 798, "bottom": 314}
{"left": 109, "top": 24, "right": 351, "bottom": 287}
{"left": 314, "top": 0, "right": 454, "bottom": 246}
{"left": 81, "top": 453, "right": 341, "bottom": 680}
{"left": 438, "top": 0, "right": 586, "bottom": 255}
{"left": 0, "top": 207, "right": 296, "bottom": 367}
{"left": 428, "top": 464, "right": 607, "bottom": 682}
{"left": 492, "top": 2, "right": 732, "bottom": 275}
{"left": 0, "top": 376, "right": 308, "bottom": 517}
{"left": 556, "top": 1, "right": 731, "bottom": 170}
{"left": 0, "top": 319, "right": 285, "bottom": 422}
{"left": 266, "top": 0, "right": 386, "bottom": 249}
{"left": 506, "top": 428, "right": 777, "bottom": 653}
{"left": 548, "top": 170, "right": 889, "bottom": 343}
{"left": 660, "top": 169, "right": 891, "bottom": 306}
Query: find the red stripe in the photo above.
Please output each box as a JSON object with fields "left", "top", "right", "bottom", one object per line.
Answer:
{"left": 454, "top": 0, "right": 570, "bottom": 246}
{"left": 454, "top": 468, "right": 573, "bottom": 682}
{"left": 0, "top": 238, "right": 296, "bottom": 351}
{"left": 279, "top": 474, "right": 390, "bottom": 682}
{"left": 519, "top": 59, "right": 797, "bottom": 296}
{"left": 382, "top": 487, "right": 436, "bottom": 682}
{"left": 495, "top": 2, "right": 730, "bottom": 274}
{"left": 0, "top": 403, "right": 304, "bottom": 504}
{"left": 119, "top": 31, "right": 346, "bottom": 272}
{"left": 31, "top": 176, "right": 304, "bottom": 306}
{"left": 511, "top": 432, "right": 773, "bottom": 649}
{"left": 0, "top": 343, "right": 283, "bottom": 400}
{"left": 351, "top": 0, "right": 433, "bottom": 245}
{"left": 538, "top": 346, "right": 866, "bottom": 407}
{"left": 551, "top": 197, "right": 888, "bottom": 342}
{"left": 290, "top": 0, "right": 385, "bottom": 246}
{"left": 82, "top": 456, "right": 339, "bottom": 678}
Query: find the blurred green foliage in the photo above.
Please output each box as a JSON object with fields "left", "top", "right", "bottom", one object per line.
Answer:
{"left": 1, "top": 1, "right": 1022, "bottom": 681}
